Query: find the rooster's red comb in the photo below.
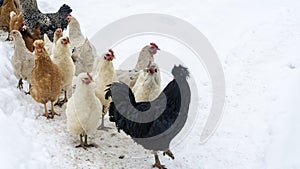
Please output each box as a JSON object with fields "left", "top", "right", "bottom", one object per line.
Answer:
{"left": 150, "top": 43, "right": 158, "bottom": 49}
{"left": 108, "top": 49, "right": 114, "bottom": 56}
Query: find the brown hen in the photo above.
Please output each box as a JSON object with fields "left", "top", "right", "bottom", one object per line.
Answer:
{"left": 30, "top": 40, "right": 62, "bottom": 119}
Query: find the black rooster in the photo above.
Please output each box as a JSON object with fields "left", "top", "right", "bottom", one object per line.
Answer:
{"left": 107, "top": 65, "right": 191, "bottom": 169}
{"left": 19, "top": 0, "right": 72, "bottom": 41}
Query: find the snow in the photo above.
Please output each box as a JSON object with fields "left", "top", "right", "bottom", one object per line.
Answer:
{"left": 1, "top": 0, "right": 300, "bottom": 168}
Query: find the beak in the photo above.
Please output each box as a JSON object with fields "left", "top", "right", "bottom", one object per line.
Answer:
{"left": 157, "top": 48, "right": 160, "bottom": 50}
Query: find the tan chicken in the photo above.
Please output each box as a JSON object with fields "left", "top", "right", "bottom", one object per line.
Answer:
{"left": 44, "top": 28, "right": 63, "bottom": 56}
{"left": 94, "top": 49, "right": 115, "bottom": 130}
{"left": 9, "top": 11, "right": 40, "bottom": 52}
{"left": 10, "top": 30, "right": 34, "bottom": 93}
{"left": 9, "top": 11, "right": 22, "bottom": 32}
{"left": 30, "top": 40, "right": 63, "bottom": 119}
{"left": 0, "top": 0, "right": 17, "bottom": 41}
{"left": 132, "top": 62, "right": 161, "bottom": 102}
{"left": 52, "top": 36, "right": 75, "bottom": 107}
{"left": 116, "top": 43, "right": 160, "bottom": 88}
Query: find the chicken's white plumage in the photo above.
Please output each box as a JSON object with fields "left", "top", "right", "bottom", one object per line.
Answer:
{"left": 72, "top": 38, "right": 96, "bottom": 75}
{"left": 132, "top": 62, "right": 161, "bottom": 102}
{"left": 67, "top": 15, "right": 85, "bottom": 50}
{"left": 66, "top": 73, "right": 101, "bottom": 136}
{"left": 116, "top": 43, "right": 159, "bottom": 88}
{"left": 11, "top": 30, "right": 34, "bottom": 83}
{"left": 52, "top": 37, "right": 75, "bottom": 92}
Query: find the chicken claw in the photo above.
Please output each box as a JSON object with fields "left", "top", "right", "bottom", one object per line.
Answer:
{"left": 97, "top": 106, "right": 112, "bottom": 131}
{"left": 153, "top": 163, "right": 166, "bottom": 169}
{"left": 75, "top": 134, "right": 96, "bottom": 150}
{"left": 49, "top": 101, "right": 60, "bottom": 117}
{"left": 17, "top": 79, "right": 23, "bottom": 90}
{"left": 42, "top": 103, "right": 52, "bottom": 119}
{"left": 163, "top": 150, "right": 175, "bottom": 159}
{"left": 54, "top": 91, "right": 68, "bottom": 107}
{"left": 153, "top": 152, "right": 167, "bottom": 169}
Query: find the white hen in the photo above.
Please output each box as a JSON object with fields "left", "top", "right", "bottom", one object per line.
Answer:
{"left": 10, "top": 30, "right": 34, "bottom": 93}
{"left": 66, "top": 14, "right": 85, "bottom": 50}
{"left": 116, "top": 43, "right": 160, "bottom": 88}
{"left": 43, "top": 28, "right": 63, "bottom": 57}
{"left": 72, "top": 38, "right": 97, "bottom": 75}
{"left": 132, "top": 62, "right": 161, "bottom": 102}
{"left": 66, "top": 15, "right": 97, "bottom": 75}
{"left": 66, "top": 72, "right": 101, "bottom": 149}
{"left": 94, "top": 49, "right": 116, "bottom": 130}
{"left": 52, "top": 36, "right": 75, "bottom": 106}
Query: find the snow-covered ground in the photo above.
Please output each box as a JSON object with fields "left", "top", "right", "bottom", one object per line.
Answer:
{"left": 1, "top": 0, "right": 300, "bottom": 168}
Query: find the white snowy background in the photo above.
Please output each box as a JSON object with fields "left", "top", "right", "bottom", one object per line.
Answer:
{"left": 0, "top": 0, "right": 299, "bottom": 168}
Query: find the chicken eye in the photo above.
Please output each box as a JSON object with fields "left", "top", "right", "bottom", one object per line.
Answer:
{"left": 154, "top": 69, "right": 157, "bottom": 72}
{"left": 105, "top": 54, "right": 110, "bottom": 56}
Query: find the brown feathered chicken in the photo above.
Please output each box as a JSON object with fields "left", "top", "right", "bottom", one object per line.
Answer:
{"left": 94, "top": 49, "right": 116, "bottom": 130}
{"left": 9, "top": 12, "right": 34, "bottom": 51}
{"left": 9, "top": 11, "right": 41, "bottom": 52}
{"left": 30, "top": 40, "right": 62, "bottom": 119}
{"left": 116, "top": 43, "right": 160, "bottom": 88}
{"left": 0, "top": 0, "right": 17, "bottom": 41}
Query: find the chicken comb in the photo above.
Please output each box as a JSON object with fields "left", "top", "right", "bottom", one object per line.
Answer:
{"left": 108, "top": 49, "right": 114, "bottom": 56}
{"left": 150, "top": 43, "right": 158, "bottom": 49}
{"left": 87, "top": 72, "right": 93, "bottom": 81}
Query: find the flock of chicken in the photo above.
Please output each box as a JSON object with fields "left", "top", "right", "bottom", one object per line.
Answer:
{"left": 0, "top": 0, "right": 192, "bottom": 168}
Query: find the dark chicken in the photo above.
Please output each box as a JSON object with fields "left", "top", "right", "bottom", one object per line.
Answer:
{"left": 107, "top": 65, "right": 191, "bottom": 169}
{"left": 19, "top": 0, "right": 72, "bottom": 41}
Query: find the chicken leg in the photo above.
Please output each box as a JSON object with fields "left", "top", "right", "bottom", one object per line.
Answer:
{"left": 42, "top": 103, "right": 51, "bottom": 119}
{"left": 17, "top": 78, "right": 23, "bottom": 90}
{"left": 153, "top": 151, "right": 166, "bottom": 169}
{"left": 54, "top": 90, "right": 68, "bottom": 107}
{"left": 163, "top": 150, "right": 175, "bottom": 159}
{"left": 75, "top": 134, "right": 96, "bottom": 150}
{"left": 97, "top": 106, "right": 112, "bottom": 131}
{"left": 49, "top": 101, "right": 60, "bottom": 118}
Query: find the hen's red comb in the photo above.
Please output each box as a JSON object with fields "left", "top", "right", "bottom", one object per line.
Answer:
{"left": 150, "top": 43, "right": 158, "bottom": 49}
{"left": 108, "top": 49, "right": 114, "bottom": 56}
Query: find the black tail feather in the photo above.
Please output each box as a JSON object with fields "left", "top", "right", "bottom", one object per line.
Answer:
{"left": 58, "top": 4, "right": 72, "bottom": 14}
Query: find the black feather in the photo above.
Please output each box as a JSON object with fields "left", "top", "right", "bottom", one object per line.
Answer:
{"left": 108, "top": 65, "right": 191, "bottom": 151}
{"left": 20, "top": 0, "right": 72, "bottom": 41}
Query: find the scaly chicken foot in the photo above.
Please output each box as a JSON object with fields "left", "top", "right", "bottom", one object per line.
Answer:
{"left": 54, "top": 91, "right": 68, "bottom": 107}
{"left": 97, "top": 109, "right": 112, "bottom": 131}
{"left": 75, "top": 134, "right": 96, "bottom": 150}
{"left": 17, "top": 78, "right": 23, "bottom": 90}
{"left": 153, "top": 152, "right": 166, "bottom": 169}
{"left": 49, "top": 101, "right": 60, "bottom": 118}
{"left": 42, "top": 103, "right": 52, "bottom": 119}
{"left": 163, "top": 150, "right": 175, "bottom": 159}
